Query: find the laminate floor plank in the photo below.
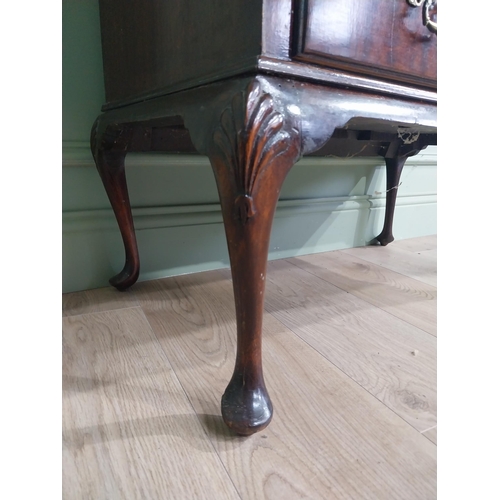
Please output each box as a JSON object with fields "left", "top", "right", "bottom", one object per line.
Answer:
{"left": 135, "top": 272, "right": 436, "bottom": 500}
{"left": 261, "top": 259, "right": 436, "bottom": 432}
{"left": 289, "top": 250, "right": 437, "bottom": 335}
{"left": 391, "top": 235, "right": 437, "bottom": 254}
{"left": 62, "top": 286, "right": 139, "bottom": 317}
{"left": 343, "top": 239, "right": 437, "bottom": 286}
{"left": 62, "top": 307, "right": 240, "bottom": 500}
{"left": 423, "top": 426, "right": 437, "bottom": 445}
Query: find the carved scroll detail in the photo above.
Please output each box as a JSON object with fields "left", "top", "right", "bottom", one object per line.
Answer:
{"left": 212, "top": 80, "right": 299, "bottom": 224}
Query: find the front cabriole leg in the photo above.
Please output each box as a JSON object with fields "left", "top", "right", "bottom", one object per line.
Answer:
{"left": 208, "top": 80, "right": 301, "bottom": 435}
{"left": 91, "top": 120, "right": 140, "bottom": 290}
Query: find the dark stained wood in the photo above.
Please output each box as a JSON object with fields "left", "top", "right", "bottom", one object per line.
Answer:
{"left": 91, "top": 0, "right": 437, "bottom": 434}
{"left": 375, "top": 136, "right": 430, "bottom": 246}
{"left": 262, "top": 0, "right": 294, "bottom": 59}
{"left": 98, "top": 0, "right": 263, "bottom": 108}
{"left": 97, "top": 0, "right": 437, "bottom": 110}
{"left": 257, "top": 56, "right": 437, "bottom": 104}
{"left": 293, "top": 0, "right": 437, "bottom": 89}
{"left": 377, "top": 155, "right": 407, "bottom": 246}
{"left": 90, "top": 73, "right": 435, "bottom": 434}
{"left": 206, "top": 80, "right": 302, "bottom": 434}
{"left": 90, "top": 119, "right": 140, "bottom": 290}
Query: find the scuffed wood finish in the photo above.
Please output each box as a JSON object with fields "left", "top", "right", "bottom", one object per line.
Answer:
{"left": 257, "top": 56, "right": 438, "bottom": 104}
{"left": 62, "top": 308, "right": 240, "bottom": 500}
{"left": 134, "top": 269, "right": 436, "bottom": 499}
{"left": 290, "top": 250, "right": 437, "bottom": 335}
{"left": 293, "top": 0, "right": 437, "bottom": 88}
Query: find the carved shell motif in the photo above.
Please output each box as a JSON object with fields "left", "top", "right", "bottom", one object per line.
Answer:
{"left": 213, "top": 80, "right": 299, "bottom": 224}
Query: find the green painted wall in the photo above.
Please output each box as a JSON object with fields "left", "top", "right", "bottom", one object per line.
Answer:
{"left": 62, "top": 0, "right": 437, "bottom": 293}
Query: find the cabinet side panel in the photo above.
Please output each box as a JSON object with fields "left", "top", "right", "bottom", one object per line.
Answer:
{"left": 98, "top": 0, "right": 263, "bottom": 106}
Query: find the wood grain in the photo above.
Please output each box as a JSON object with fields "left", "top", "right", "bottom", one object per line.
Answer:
{"left": 62, "top": 287, "right": 139, "bottom": 317}
{"left": 344, "top": 241, "right": 437, "bottom": 286}
{"left": 289, "top": 249, "right": 437, "bottom": 335}
{"left": 391, "top": 235, "right": 437, "bottom": 253}
{"left": 135, "top": 270, "right": 436, "bottom": 499}
{"left": 260, "top": 259, "right": 436, "bottom": 432}
{"left": 294, "top": 0, "right": 437, "bottom": 88}
{"left": 98, "top": 0, "right": 262, "bottom": 107}
{"left": 62, "top": 307, "right": 239, "bottom": 500}
{"left": 206, "top": 78, "right": 303, "bottom": 434}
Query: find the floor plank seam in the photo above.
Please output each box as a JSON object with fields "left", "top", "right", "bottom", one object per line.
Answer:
{"left": 284, "top": 256, "right": 437, "bottom": 339}
{"left": 422, "top": 433, "right": 437, "bottom": 446}
{"left": 264, "top": 305, "right": 430, "bottom": 438}
{"left": 63, "top": 237, "right": 437, "bottom": 497}
{"left": 421, "top": 424, "right": 437, "bottom": 433}
{"left": 138, "top": 305, "right": 244, "bottom": 500}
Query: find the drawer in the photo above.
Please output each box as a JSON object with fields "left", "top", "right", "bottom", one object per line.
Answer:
{"left": 293, "top": 0, "right": 437, "bottom": 89}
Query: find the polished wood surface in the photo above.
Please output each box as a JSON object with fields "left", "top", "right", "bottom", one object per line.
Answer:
{"left": 92, "top": 0, "right": 437, "bottom": 434}
{"left": 91, "top": 121, "right": 140, "bottom": 290}
{"left": 293, "top": 0, "right": 437, "bottom": 88}
{"left": 63, "top": 237, "right": 437, "bottom": 499}
{"left": 98, "top": 0, "right": 437, "bottom": 109}
{"left": 98, "top": 0, "right": 262, "bottom": 107}
{"left": 209, "top": 80, "right": 302, "bottom": 434}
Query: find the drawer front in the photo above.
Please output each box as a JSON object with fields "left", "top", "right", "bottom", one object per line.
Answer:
{"left": 293, "top": 0, "right": 437, "bottom": 88}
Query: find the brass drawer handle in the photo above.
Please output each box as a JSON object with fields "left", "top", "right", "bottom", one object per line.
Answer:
{"left": 406, "top": 0, "right": 437, "bottom": 35}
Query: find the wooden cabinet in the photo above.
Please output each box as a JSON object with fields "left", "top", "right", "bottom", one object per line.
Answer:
{"left": 98, "top": 0, "right": 436, "bottom": 108}
{"left": 293, "top": 0, "right": 437, "bottom": 87}
{"left": 92, "top": 0, "right": 437, "bottom": 435}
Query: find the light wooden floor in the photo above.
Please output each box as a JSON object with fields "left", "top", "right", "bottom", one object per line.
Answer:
{"left": 62, "top": 235, "right": 437, "bottom": 500}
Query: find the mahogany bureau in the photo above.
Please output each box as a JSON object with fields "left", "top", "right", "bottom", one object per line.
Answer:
{"left": 91, "top": 0, "right": 437, "bottom": 435}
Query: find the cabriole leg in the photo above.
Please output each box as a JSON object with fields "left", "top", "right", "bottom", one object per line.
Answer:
{"left": 208, "top": 80, "right": 301, "bottom": 435}
{"left": 376, "top": 156, "right": 407, "bottom": 246}
{"left": 91, "top": 121, "right": 140, "bottom": 290}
